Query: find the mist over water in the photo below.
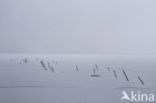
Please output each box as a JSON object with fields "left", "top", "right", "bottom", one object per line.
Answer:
{"left": 0, "top": 0, "right": 156, "bottom": 103}
{"left": 0, "top": 54, "right": 156, "bottom": 103}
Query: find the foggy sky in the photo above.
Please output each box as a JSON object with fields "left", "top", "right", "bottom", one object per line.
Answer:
{"left": 0, "top": 0, "right": 156, "bottom": 54}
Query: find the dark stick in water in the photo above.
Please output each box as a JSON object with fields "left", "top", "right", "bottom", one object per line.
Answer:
{"left": 47, "top": 61, "right": 51, "bottom": 68}
{"left": 93, "top": 68, "right": 96, "bottom": 74}
{"left": 138, "top": 76, "right": 144, "bottom": 85}
{"left": 91, "top": 68, "right": 100, "bottom": 77}
{"left": 95, "top": 64, "right": 98, "bottom": 71}
{"left": 50, "top": 66, "right": 55, "bottom": 73}
{"left": 123, "top": 70, "right": 129, "bottom": 81}
{"left": 76, "top": 65, "right": 79, "bottom": 72}
{"left": 40, "top": 60, "right": 47, "bottom": 71}
{"left": 113, "top": 70, "right": 117, "bottom": 78}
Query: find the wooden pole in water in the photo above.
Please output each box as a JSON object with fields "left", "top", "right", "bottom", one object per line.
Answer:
{"left": 123, "top": 70, "right": 129, "bottom": 81}
{"left": 76, "top": 65, "right": 79, "bottom": 72}
{"left": 95, "top": 64, "right": 98, "bottom": 71}
{"left": 93, "top": 68, "right": 96, "bottom": 74}
{"left": 50, "top": 66, "right": 55, "bottom": 73}
{"left": 138, "top": 76, "right": 144, "bottom": 85}
{"left": 40, "top": 60, "right": 47, "bottom": 71}
{"left": 113, "top": 70, "right": 117, "bottom": 78}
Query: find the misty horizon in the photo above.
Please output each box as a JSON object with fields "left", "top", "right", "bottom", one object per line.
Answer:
{"left": 0, "top": 0, "right": 156, "bottom": 54}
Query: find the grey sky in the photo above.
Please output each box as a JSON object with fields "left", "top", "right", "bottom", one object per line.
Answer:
{"left": 0, "top": 0, "right": 156, "bottom": 54}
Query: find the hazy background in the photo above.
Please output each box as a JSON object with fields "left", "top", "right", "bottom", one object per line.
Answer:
{"left": 0, "top": 0, "right": 156, "bottom": 54}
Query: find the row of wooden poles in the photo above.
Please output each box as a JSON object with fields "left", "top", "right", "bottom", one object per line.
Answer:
{"left": 75, "top": 64, "right": 145, "bottom": 85}
{"left": 40, "top": 60, "right": 55, "bottom": 73}
{"left": 19, "top": 58, "right": 144, "bottom": 85}
{"left": 19, "top": 58, "right": 57, "bottom": 73}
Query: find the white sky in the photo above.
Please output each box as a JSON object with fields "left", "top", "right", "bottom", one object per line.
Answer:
{"left": 0, "top": 0, "right": 156, "bottom": 54}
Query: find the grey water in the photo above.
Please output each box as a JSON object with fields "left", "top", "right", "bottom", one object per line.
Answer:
{"left": 0, "top": 54, "right": 156, "bottom": 103}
